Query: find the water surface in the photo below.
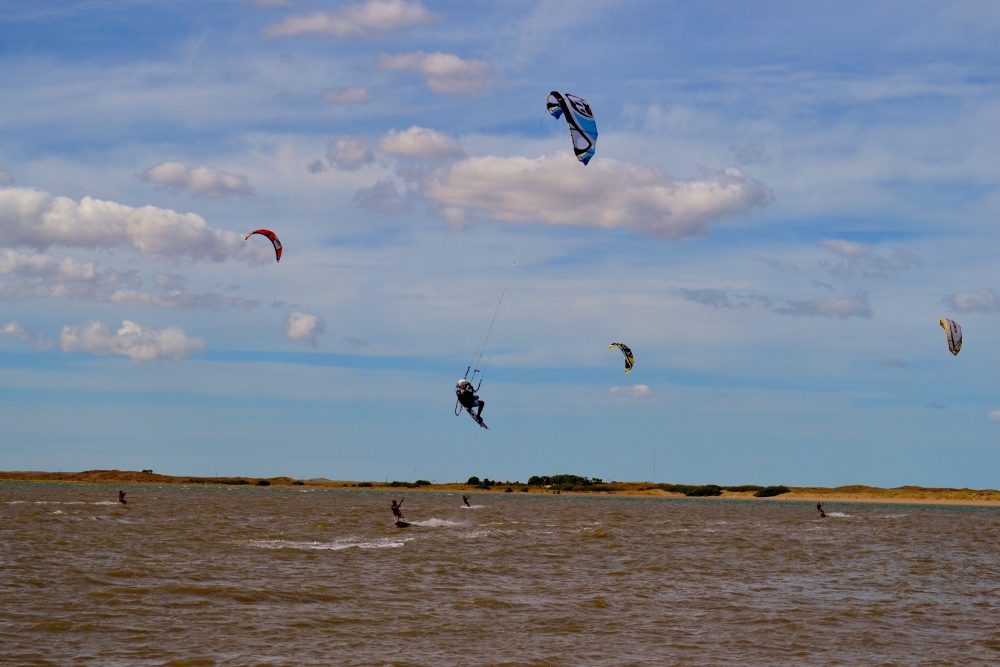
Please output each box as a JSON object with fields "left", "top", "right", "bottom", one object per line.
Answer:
{"left": 2, "top": 483, "right": 999, "bottom": 665}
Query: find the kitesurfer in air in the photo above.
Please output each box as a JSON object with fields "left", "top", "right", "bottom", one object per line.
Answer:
{"left": 816, "top": 502, "right": 826, "bottom": 518}
{"left": 463, "top": 495, "right": 470, "bottom": 507}
{"left": 391, "top": 499, "right": 404, "bottom": 522}
{"left": 118, "top": 490, "right": 126, "bottom": 505}
{"left": 456, "top": 379, "right": 485, "bottom": 425}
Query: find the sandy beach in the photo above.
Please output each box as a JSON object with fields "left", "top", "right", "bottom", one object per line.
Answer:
{"left": 4, "top": 470, "right": 999, "bottom": 506}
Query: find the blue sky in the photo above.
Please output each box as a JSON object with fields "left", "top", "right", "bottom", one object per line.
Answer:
{"left": 3, "top": 0, "right": 1000, "bottom": 487}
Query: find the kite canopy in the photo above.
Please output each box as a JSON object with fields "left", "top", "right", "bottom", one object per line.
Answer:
{"left": 609, "top": 342, "right": 634, "bottom": 373}
{"left": 245, "top": 229, "right": 282, "bottom": 262}
{"left": 940, "top": 318, "right": 962, "bottom": 356}
{"left": 547, "top": 91, "right": 598, "bottom": 165}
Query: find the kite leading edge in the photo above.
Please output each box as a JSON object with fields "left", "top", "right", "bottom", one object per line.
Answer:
{"left": 547, "top": 91, "right": 598, "bottom": 165}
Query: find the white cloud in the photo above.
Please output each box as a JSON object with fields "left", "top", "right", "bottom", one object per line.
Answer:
{"left": 0, "top": 249, "right": 96, "bottom": 282}
{"left": 680, "top": 288, "right": 732, "bottom": 309}
{"left": 353, "top": 180, "right": 411, "bottom": 214}
{"left": 987, "top": 410, "right": 1000, "bottom": 423}
{"left": 285, "top": 312, "right": 325, "bottom": 347}
{"left": 0, "top": 171, "right": 12, "bottom": 184}
{"left": 323, "top": 86, "right": 372, "bottom": 104}
{"left": 944, "top": 288, "right": 1000, "bottom": 313}
{"left": 818, "top": 239, "right": 917, "bottom": 278}
{"left": 0, "top": 187, "right": 266, "bottom": 263}
{"left": 0, "top": 251, "right": 255, "bottom": 310}
{"left": 60, "top": 320, "right": 205, "bottom": 362}
{"left": 262, "top": 0, "right": 434, "bottom": 38}
{"left": 679, "top": 288, "right": 771, "bottom": 310}
{"left": 0, "top": 321, "right": 53, "bottom": 351}
{"left": 818, "top": 239, "right": 871, "bottom": 259}
{"left": 153, "top": 273, "right": 188, "bottom": 291}
{"left": 378, "top": 126, "right": 464, "bottom": 160}
{"left": 141, "top": 162, "right": 253, "bottom": 199}
{"left": 776, "top": 289, "right": 873, "bottom": 319}
{"left": 609, "top": 384, "right": 653, "bottom": 398}
{"left": 421, "top": 153, "right": 772, "bottom": 239}
{"left": 104, "top": 290, "right": 257, "bottom": 311}
{"left": 327, "top": 137, "right": 374, "bottom": 171}
{"left": 377, "top": 52, "right": 494, "bottom": 96}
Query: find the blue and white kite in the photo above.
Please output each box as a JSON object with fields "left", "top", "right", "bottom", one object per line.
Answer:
{"left": 547, "top": 91, "right": 598, "bottom": 165}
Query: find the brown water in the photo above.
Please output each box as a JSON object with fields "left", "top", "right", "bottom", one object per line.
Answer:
{"left": 2, "top": 483, "right": 1000, "bottom": 666}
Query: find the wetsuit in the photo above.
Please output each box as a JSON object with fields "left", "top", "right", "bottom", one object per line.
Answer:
{"left": 456, "top": 380, "right": 485, "bottom": 419}
{"left": 463, "top": 495, "right": 470, "bottom": 507}
{"left": 391, "top": 500, "right": 404, "bottom": 521}
{"left": 817, "top": 502, "right": 825, "bottom": 518}
{"left": 118, "top": 491, "right": 126, "bottom": 505}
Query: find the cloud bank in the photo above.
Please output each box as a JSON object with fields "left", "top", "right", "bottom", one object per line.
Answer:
{"left": 421, "top": 154, "right": 772, "bottom": 239}
{"left": 0, "top": 321, "right": 53, "bottom": 351}
{"left": 60, "top": 320, "right": 205, "bottom": 362}
{"left": 0, "top": 188, "right": 267, "bottom": 263}
{"left": 378, "top": 52, "right": 494, "bottom": 96}
{"left": 263, "top": 0, "right": 434, "bottom": 38}
{"left": 944, "top": 288, "right": 1000, "bottom": 313}
{"left": 141, "top": 163, "right": 253, "bottom": 198}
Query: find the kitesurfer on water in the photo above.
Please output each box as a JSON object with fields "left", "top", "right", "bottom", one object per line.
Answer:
{"left": 463, "top": 495, "right": 470, "bottom": 507}
{"left": 391, "top": 499, "right": 404, "bottom": 522}
{"left": 456, "top": 379, "right": 485, "bottom": 423}
{"left": 118, "top": 490, "right": 126, "bottom": 505}
{"left": 816, "top": 502, "right": 826, "bottom": 518}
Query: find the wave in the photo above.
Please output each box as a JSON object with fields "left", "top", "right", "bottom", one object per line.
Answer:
{"left": 409, "top": 518, "right": 461, "bottom": 527}
{"left": 461, "top": 505, "right": 485, "bottom": 509}
{"left": 826, "top": 512, "right": 851, "bottom": 518}
{"left": 92, "top": 501, "right": 118, "bottom": 505}
{"left": 245, "top": 538, "right": 410, "bottom": 551}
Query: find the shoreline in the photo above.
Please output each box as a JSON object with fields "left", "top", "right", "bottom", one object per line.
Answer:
{"left": 2, "top": 470, "right": 1000, "bottom": 507}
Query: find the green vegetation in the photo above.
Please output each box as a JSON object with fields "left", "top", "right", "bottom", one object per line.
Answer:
{"left": 256, "top": 480, "right": 270, "bottom": 486}
{"left": 390, "top": 479, "right": 433, "bottom": 488}
{"left": 754, "top": 485, "right": 790, "bottom": 497}
{"left": 187, "top": 477, "right": 250, "bottom": 485}
{"left": 357, "top": 482, "right": 373, "bottom": 487}
{"left": 527, "top": 475, "right": 605, "bottom": 491}
{"left": 505, "top": 487, "right": 513, "bottom": 493}
{"left": 723, "top": 485, "right": 763, "bottom": 492}
{"left": 657, "top": 484, "right": 722, "bottom": 497}
{"left": 292, "top": 480, "right": 305, "bottom": 486}
{"left": 141, "top": 469, "right": 153, "bottom": 474}
{"left": 467, "top": 476, "right": 480, "bottom": 485}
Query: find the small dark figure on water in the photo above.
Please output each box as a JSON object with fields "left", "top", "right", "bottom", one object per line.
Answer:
{"left": 118, "top": 490, "right": 126, "bottom": 505}
{"left": 391, "top": 499, "right": 404, "bottom": 521}
{"left": 817, "top": 502, "right": 826, "bottom": 518}
{"left": 463, "top": 495, "right": 470, "bottom": 507}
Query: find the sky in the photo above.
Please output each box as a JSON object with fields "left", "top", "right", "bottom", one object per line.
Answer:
{"left": 2, "top": 0, "right": 1000, "bottom": 487}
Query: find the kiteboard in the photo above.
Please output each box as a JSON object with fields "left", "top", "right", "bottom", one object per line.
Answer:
{"left": 467, "top": 409, "right": 488, "bottom": 429}
{"left": 395, "top": 521, "right": 410, "bottom": 528}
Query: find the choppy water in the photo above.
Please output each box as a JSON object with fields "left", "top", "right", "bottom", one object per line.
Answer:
{"left": 3, "top": 483, "right": 1000, "bottom": 666}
